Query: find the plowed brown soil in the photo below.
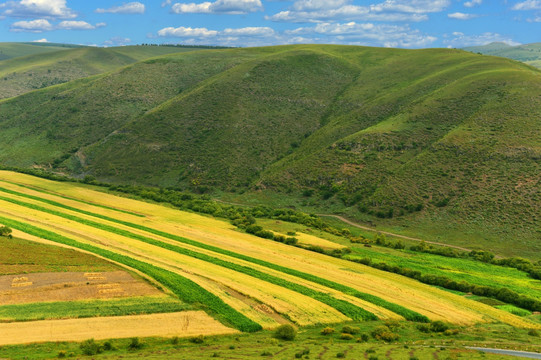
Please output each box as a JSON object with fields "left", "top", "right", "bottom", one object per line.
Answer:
{"left": 0, "top": 271, "right": 162, "bottom": 305}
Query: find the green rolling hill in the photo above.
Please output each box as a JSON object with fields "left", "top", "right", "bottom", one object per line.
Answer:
{"left": 0, "top": 42, "right": 82, "bottom": 61}
{"left": 464, "top": 42, "right": 541, "bottom": 68}
{"left": 0, "top": 44, "right": 539, "bottom": 255}
{"left": 0, "top": 44, "right": 215, "bottom": 99}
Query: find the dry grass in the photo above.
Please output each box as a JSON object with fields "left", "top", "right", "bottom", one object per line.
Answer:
{"left": 0, "top": 311, "right": 237, "bottom": 345}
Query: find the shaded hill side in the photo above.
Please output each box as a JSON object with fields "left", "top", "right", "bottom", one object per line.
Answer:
{"left": 0, "top": 45, "right": 211, "bottom": 99}
{"left": 0, "top": 44, "right": 539, "bottom": 253}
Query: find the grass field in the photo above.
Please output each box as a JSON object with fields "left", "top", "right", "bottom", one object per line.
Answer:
{"left": 0, "top": 170, "right": 538, "bottom": 334}
{"left": 0, "top": 320, "right": 539, "bottom": 359}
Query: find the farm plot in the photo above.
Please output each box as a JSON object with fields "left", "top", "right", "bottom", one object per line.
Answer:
{"left": 0, "top": 271, "right": 163, "bottom": 305}
{"left": 0, "top": 170, "right": 538, "bottom": 331}
{"left": 0, "top": 311, "right": 237, "bottom": 345}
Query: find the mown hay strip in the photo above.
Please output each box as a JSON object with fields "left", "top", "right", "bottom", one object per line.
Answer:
{"left": 0, "top": 189, "right": 421, "bottom": 322}
{"left": 0, "top": 215, "right": 262, "bottom": 333}
{"left": 0, "top": 311, "right": 237, "bottom": 345}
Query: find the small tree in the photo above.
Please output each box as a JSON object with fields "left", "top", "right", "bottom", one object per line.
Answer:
{"left": 274, "top": 324, "right": 297, "bottom": 340}
{"left": 0, "top": 226, "right": 12, "bottom": 238}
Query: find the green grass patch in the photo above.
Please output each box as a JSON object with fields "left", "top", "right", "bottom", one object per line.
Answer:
{"left": 0, "top": 296, "right": 189, "bottom": 322}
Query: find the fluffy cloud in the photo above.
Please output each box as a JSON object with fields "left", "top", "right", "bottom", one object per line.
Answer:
{"left": 57, "top": 21, "right": 105, "bottom": 30}
{"left": 104, "top": 36, "right": 132, "bottom": 46}
{"left": 158, "top": 26, "right": 219, "bottom": 37}
{"left": 32, "top": 37, "right": 48, "bottom": 42}
{"left": 464, "top": 0, "right": 482, "bottom": 7}
{"left": 448, "top": 12, "right": 477, "bottom": 20}
{"left": 96, "top": 2, "right": 146, "bottom": 14}
{"left": 512, "top": 0, "right": 541, "bottom": 10}
{"left": 1, "top": 0, "right": 76, "bottom": 19}
{"left": 222, "top": 27, "right": 275, "bottom": 36}
{"left": 266, "top": 0, "right": 450, "bottom": 23}
{"left": 171, "top": 0, "right": 263, "bottom": 14}
{"left": 287, "top": 21, "right": 437, "bottom": 48}
{"left": 443, "top": 32, "right": 520, "bottom": 47}
{"left": 10, "top": 18, "right": 53, "bottom": 32}
{"left": 10, "top": 18, "right": 105, "bottom": 32}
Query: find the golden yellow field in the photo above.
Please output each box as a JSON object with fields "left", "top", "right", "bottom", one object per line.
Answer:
{"left": 0, "top": 170, "right": 538, "bottom": 331}
{"left": 0, "top": 311, "right": 237, "bottom": 345}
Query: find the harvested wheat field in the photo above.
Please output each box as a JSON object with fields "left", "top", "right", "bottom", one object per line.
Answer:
{"left": 0, "top": 311, "right": 237, "bottom": 345}
{"left": 0, "top": 271, "right": 163, "bottom": 305}
{"left": 0, "top": 170, "right": 538, "bottom": 334}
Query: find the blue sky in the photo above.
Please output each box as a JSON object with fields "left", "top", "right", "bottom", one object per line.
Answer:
{"left": 0, "top": 0, "right": 540, "bottom": 48}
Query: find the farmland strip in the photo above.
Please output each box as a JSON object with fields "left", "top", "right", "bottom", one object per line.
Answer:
{"left": 0, "top": 181, "right": 144, "bottom": 217}
{"left": 0, "top": 194, "right": 376, "bottom": 321}
{"left": 0, "top": 215, "right": 262, "bottom": 332}
{"left": 0, "top": 187, "right": 427, "bottom": 322}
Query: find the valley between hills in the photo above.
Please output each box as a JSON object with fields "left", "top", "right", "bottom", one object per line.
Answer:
{"left": 0, "top": 42, "right": 539, "bottom": 359}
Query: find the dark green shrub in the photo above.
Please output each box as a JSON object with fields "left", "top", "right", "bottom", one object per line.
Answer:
{"left": 341, "top": 325, "right": 360, "bottom": 334}
{"left": 528, "top": 329, "right": 540, "bottom": 337}
{"left": 321, "top": 327, "right": 335, "bottom": 335}
{"left": 80, "top": 339, "right": 102, "bottom": 355}
{"left": 103, "top": 340, "right": 115, "bottom": 351}
{"left": 430, "top": 321, "right": 449, "bottom": 333}
{"left": 57, "top": 351, "right": 67, "bottom": 358}
{"left": 261, "top": 351, "right": 272, "bottom": 356}
{"left": 128, "top": 337, "right": 143, "bottom": 350}
{"left": 171, "top": 336, "right": 179, "bottom": 345}
{"left": 190, "top": 335, "right": 205, "bottom": 344}
{"left": 274, "top": 324, "right": 297, "bottom": 340}
{"left": 336, "top": 352, "right": 345, "bottom": 358}
{"left": 340, "top": 333, "right": 354, "bottom": 340}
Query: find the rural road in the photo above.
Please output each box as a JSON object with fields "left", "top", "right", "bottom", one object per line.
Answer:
{"left": 316, "top": 214, "right": 473, "bottom": 252}
{"left": 467, "top": 347, "right": 541, "bottom": 359}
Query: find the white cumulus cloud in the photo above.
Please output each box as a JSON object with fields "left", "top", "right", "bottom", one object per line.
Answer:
{"left": 171, "top": 0, "right": 263, "bottom": 14}
{"left": 444, "top": 32, "right": 520, "bottom": 47}
{"left": 96, "top": 2, "right": 146, "bottom": 14}
{"left": 57, "top": 21, "right": 105, "bottom": 30}
{"left": 158, "top": 26, "right": 219, "bottom": 37}
{"left": 10, "top": 18, "right": 53, "bottom": 32}
{"left": 464, "top": 0, "right": 482, "bottom": 7}
{"left": 448, "top": 12, "right": 477, "bottom": 20}
{"left": 1, "top": 0, "right": 76, "bottom": 19}
{"left": 512, "top": 0, "right": 541, "bottom": 10}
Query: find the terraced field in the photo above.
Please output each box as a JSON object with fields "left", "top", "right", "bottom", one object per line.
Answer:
{"left": 0, "top": 170, "right": 538, "bottom": 344}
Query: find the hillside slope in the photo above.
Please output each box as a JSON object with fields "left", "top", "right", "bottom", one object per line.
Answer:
{"left": 0, "top": 45, "right": 212, "bottom": 99}
{"left": 0, "top": 45, "right": 539, "bottom": 254}
{"left": 464, "top": 42, "right": 541, "bottom": 68}
{"left": 0, "top": 42, "right": 80, "bottom": 61}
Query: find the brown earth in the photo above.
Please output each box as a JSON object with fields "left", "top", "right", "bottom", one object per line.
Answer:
{"left": 0, "top": 271, "right": 163, "bottom": 305}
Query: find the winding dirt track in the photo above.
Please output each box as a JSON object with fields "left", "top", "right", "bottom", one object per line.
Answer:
{"left": 316, "top": 214, "right": 473, "bottom": 252}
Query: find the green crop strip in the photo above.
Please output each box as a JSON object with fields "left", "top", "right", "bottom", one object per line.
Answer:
{"left": 0, "top": 297, "right": 190, "bottom": 322}
{"left": 0, "top": 187, "right": 426, "bottom": 322}
{"left": 0, "top": 193, "right": 376, "bottom": 321}
{"left": 0, "top": 215, "right": 262, "bottom": 333}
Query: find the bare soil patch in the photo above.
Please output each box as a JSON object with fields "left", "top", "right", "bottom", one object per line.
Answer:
{"left": 0, "top": 271, "right": 163, "bottom": 305}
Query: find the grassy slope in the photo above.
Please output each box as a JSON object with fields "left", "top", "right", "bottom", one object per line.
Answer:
{"left": 0, "top": 45, "right": 539, "bottom": 255}
{"left": 464, "top": 42, "right": 541, "bottom": 68}
{"left": 0, "top": 42, "right": 78, "bottom": 61}
{"left": 0, "top": 45, "right": 208, "bottom": 99}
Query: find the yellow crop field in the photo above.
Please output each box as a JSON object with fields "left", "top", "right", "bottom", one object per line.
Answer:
{"left": 0, "top": 311, "right": 237, "bottom": 346}
{"left": 0, "top": 170, "right": 538, "bottom": 332}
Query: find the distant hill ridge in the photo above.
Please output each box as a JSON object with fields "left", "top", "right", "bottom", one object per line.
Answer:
{"left": 0, "top": 43, "right": 216, "bottom": 99}
{"left": 0, "top": 44, "right": 539, "bottom": 253}
{"left": 464, "top": 41, "right": 541, "bottom": 68}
